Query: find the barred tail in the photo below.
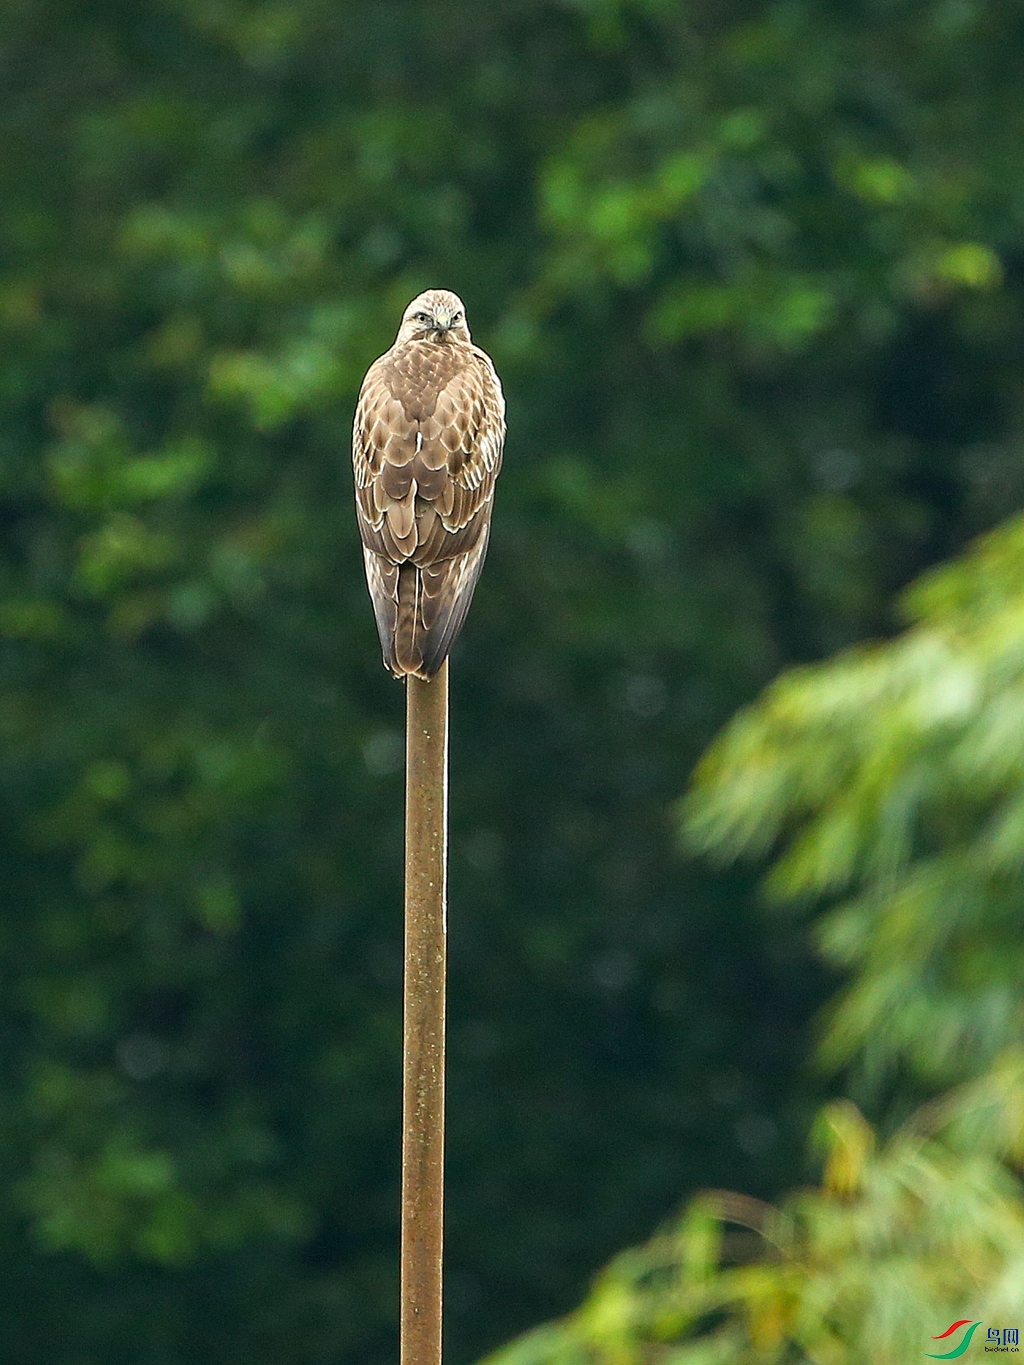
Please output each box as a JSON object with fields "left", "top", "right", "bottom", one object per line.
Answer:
{"left": 392, "top": 567, "right": 429, "bottom": 678}
{"left": 364, "top": 537, "right": 489, "bottom": 680}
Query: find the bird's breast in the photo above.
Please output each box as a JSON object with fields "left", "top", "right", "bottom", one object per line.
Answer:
{"left": 384, "top": 340, "right": 462, "bottom": 423}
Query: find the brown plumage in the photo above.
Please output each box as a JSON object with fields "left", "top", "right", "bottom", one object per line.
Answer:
{"left": 352, "top": 289, "right": 506, "bottom": 678}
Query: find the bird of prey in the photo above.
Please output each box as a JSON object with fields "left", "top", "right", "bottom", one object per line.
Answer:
{"left": 352, "top": 289, "right": 506, "bottom": 679}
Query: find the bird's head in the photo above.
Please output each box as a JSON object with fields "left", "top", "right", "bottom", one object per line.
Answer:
{"left": 395, "top": 289, "right": 471, "bottom": 345}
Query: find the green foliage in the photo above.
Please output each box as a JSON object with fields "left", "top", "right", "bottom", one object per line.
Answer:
{"left": 481, "top": 1078, "right": 1024, "bottom": 1365}
{"left": 686, "top": 513, "right": 1024, "bottom": 1087}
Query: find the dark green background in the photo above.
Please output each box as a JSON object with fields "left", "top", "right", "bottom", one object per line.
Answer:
{"left": 1, "top": 1, "right": 1023, "bottom": 1360}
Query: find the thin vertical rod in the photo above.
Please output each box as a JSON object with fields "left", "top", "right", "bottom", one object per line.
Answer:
{"left": 402, "top": 661, "right": 448, "bottom": 1365}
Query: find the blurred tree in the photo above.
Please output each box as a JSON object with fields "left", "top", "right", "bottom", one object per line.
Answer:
{"left": 480, "top": 1074, "right": 1024, "bottom": 1365}
{"left": 687, "top": 511, "right": 1024, "bottom": 1097}
{"left": 3, "top": 0, "right": 1024, "bottom": 1361}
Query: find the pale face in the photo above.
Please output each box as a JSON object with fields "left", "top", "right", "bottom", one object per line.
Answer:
{"left": 394, "top": 289, "right": 472, "bottom": 345}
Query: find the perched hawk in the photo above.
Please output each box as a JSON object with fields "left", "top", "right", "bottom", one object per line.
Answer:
{"left": 352, "top": 289, "right": 506, "bottom": 679}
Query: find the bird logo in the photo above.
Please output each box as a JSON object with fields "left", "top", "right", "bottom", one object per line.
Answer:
{"left": 924, "top": 1320, "right": 983, "bottom": 1358}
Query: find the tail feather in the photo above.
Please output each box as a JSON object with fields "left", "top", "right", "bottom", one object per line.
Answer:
{"left": 364, "top": 533, "right": 490, "bottom": 679}
{"left": 393, "top": 567, "right": 427, "bottom": 677}
{"left": 417, "top": 528, "right": 489, "bottom": 677}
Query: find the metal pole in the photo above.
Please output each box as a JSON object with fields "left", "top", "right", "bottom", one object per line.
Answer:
{"left": 402, "top": 661, "right": 448, "bottom": 1365}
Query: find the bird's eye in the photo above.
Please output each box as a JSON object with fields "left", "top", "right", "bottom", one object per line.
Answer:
{"left": 452, "top": 311, "right": 462, "bottom": 323}
{"left": 416, "top": 312, "right": 431, "bottom": 324}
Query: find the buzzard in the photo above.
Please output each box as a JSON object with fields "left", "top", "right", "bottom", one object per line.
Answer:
{"left": 352, "top": 289, "right": 506, "bottom": 678}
